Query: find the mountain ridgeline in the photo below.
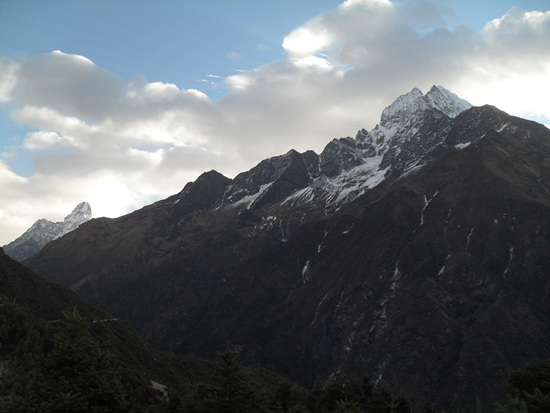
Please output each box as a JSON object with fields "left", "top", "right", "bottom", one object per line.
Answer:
{"left": 0, "top": 247, "right": 313, "bottom": 412}
{"left": 3, "top": 202, "right": 92, "bottom": 261}
{"left": 24, "top": 86, "right": 550, "bottom": 411}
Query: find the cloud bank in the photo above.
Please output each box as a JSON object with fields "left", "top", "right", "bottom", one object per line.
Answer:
{"left": 1, "top": 0, "right": 549, "bottom": 244}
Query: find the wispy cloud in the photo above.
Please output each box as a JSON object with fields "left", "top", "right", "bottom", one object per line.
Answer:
{"left": 226, "top": 51, "right": 242, "bottom": 61}
{"left": 256, "top": 43, "right": 271, "bottom": 52}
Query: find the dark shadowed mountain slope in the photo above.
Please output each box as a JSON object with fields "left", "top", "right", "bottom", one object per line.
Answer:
{"left": 1, "top": 247, "right": 304, "bottom": 411}
{"left": 25, "top": 88, "right": 550, "bottom": 411}
{"left": 0, "top": 247, "right": 196, "bottom": 393}
{"left": 0, "top": 246, "right": 104, "bottom": 321}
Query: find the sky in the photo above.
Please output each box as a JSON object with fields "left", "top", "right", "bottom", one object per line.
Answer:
{"left": 1, "top": 0, "right": 549, "bottom": 245}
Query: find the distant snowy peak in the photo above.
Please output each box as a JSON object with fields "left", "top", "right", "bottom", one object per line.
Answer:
{"left": 380, "top": 87, "right": 425, "bottom": 127}
{"left": 4, "top": 202, "right": 92, "bottom": 261}
{"left": 380, "top": 85, "right": 472, "bottom": 129}
{"left": 424, "top": 85, "right": 472, "bottom": 118}
{"left": 58, "top": 202, "right": 92, "bottom": 238}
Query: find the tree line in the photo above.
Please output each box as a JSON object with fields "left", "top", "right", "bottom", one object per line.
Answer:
{"left": 0, "top": 302, "right": 548, "bottom": 412}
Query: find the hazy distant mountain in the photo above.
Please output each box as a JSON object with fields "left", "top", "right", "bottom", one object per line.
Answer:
{"left": 25, "top": 86, "right": 550, "bottom": 411}
{"left": 4, "top": 202, "right": 92, "bottom": 261}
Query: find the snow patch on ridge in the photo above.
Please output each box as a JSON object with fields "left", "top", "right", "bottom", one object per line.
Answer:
{"left": 282, "top": 155, "right": 388, "bottom": 208}
{"left": 226, "top": 85, "right": 472, "bottom": 217}
{"left": 231, "top": 183, "right": 273, "bottom": 209}
{"left": 454, "top": 142, "right": 471, "bottom": 150}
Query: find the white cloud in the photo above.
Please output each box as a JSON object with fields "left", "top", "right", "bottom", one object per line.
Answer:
{"left": 23, "top": 130, "right": 76, "bottom": 150}
{"left": 482, "top": 7, "right": 550, "bottom": 49}
{"left": 9, "top": 51, "right": 125, "bottom": 122}
{"left": 283, "top": 0, "right": 397, "bottom": 63}
{"left": 0, "top": 58, "right": 18, "bottom": 102}
{"left": 291, "top": 55, "right": 335, "bottom": 71}
{"left": 459, "top": 8, "right": 550, "bottom": 119}
{"left": 283, "top": 26, "right": 334, "bottom": 57}
{"left": 1, "top": 1, "right": 549, "bottom": 245}
{"left": 226, "top": 51, "right": 242, "bottom": 61}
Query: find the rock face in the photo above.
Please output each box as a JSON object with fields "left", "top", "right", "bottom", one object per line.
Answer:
{"left": 219, "top": 85, "right": 472, "bottom": 212}
{"left": 25, "top": 87, "right": 550, "bottom": 411}
{"left": 4, "top": 202, "right": 92, "bottom": 261}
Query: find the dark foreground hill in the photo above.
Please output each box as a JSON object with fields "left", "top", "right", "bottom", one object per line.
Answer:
{"left": 0, "top": 247, "right": 310, "bottom": 411}
{"left": 3, "top": 249, "right": 550, "bottom": 412}
{"left": 24, "top": 87, "right": 550, "bottom": 411}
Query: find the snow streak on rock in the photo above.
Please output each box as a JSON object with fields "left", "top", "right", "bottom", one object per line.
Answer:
{"left": 223, "top": 85, "right": 472, "bottom": 216}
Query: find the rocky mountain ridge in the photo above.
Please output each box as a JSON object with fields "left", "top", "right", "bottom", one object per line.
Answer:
{"left": 216, "top": 85, "right": 472, "bottom": 213}
{"left": 4, "top": 202, "right": 92, "bottom": 261}
{"left": 24, "top": 87, "right": 550, "bottom": 411}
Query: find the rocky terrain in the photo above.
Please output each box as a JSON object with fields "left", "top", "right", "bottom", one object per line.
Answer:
{"left": 24, "top": 86, "right": 550, "bottom": 411}
{"left": 4, "top": 202, "right": 92, "bottom": 261}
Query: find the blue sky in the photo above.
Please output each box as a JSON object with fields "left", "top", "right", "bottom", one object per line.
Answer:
{"left": 2, "top": 1, "right": 344, "bottom": 98}
{"left": 1, "top": 0, "right": 549, "bottom": 244}
{"left": 0, "top": 0, "right": 344, "bottom": 177}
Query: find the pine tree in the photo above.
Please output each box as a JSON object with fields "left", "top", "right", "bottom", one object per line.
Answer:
{"left": 497, "top": 358, "right": 550, "bottom": 413}
{"left": 23, "top": 309, "right": 131, "bottom": 412}
{"left": 211, "top": 350, "right": 261, "bottom": 413}
{"left": 333, "top": 398, "right": 363, "bottom": 413}
{"left": 183, "top": 350, "right": 267, "bottom": 413}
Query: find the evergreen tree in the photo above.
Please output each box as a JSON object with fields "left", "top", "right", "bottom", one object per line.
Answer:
{"left": 332, "top": 398, "right": 363, "bottom": 413}
{"left": 22, "top": 309, "right": 131, "bottom": 412}
{"left": 183, "top": 350, "right": 269, "bottom": 413}
{"left": 497, "top": 358, "right": 550, "bottom": 413}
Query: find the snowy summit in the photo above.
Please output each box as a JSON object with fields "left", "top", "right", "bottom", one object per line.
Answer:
{"left": 3, "top": 202, "right": 92, "bottom": 261}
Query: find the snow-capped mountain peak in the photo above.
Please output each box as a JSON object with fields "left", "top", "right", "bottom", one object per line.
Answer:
{"left": 424, "top": 85, "right": 472, "bottom": 119}
{"left": 60, "top": 202, "right": 92, "bottom": 238}
{"left": 380, "top": 87, "right": 425, "bottom": 128}
{"left": 219, "top": 86, "right": 475, "bottom": 214}
{"left": 3, "top": 202, "right": 92, "bottom": 261}
{"left": 380, "top": 85, "right": 471, "bottom": 130}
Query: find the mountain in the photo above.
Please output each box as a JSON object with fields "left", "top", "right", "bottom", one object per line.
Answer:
{"left": 3, "top": 201, "right": 92, "bottom": 261}
{"left": 218, "top": 85, "right": 472, "bottom": 212}
{"left": 1, "top": 246, "right": 312, "bottom": 411}
{"left": 24, "top": 86, "right": 550, "bottom": 411}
